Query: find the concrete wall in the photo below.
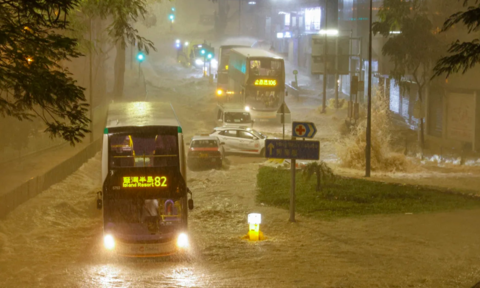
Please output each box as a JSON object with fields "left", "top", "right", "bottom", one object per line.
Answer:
{"left": 0, "top": 138, "right": 102, "bottom": 219}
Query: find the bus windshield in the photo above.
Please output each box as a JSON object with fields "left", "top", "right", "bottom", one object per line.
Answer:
{"left": 107, "top": 197, "right": 184, "bottom": 238}
{"left": 246, "top": 89, "right": 281, "bottom": 109}
{"left": 109, "top": 132, "right": 178, "bottom": 168}
{"left": 250, "top": 59, "right": 283, "bottom": 76}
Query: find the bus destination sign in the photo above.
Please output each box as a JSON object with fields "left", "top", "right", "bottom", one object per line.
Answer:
{"left": 254, "top": 79, "right": 277, "bottom": 86}
{"left": 123, "top": 176, "right": 167, "bottom": 188}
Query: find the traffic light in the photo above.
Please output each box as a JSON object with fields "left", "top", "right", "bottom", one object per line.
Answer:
{"left": 200, "top": 43, "right": 215, "bottom": 62}
{"left": 137, "top": 52, "right": 145, "bottom": 62}
{"left": 171, "top": 7, "right": 175, "bottom": 12}
{"left": 169, "top": 14, "right": 175, "bottom": 21}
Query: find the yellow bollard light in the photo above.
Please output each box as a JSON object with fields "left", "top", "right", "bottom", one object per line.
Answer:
{"left": 248, "top": 213, "right": 262, "bottom": 241}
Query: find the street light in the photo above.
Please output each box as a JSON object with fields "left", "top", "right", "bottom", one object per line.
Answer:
{"left": 365, "top": 0, "right": 373, "bottom": 177}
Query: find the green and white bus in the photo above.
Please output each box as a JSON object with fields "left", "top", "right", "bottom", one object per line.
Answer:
{"left": 227, "top": 48, "right": 286, "bottom": 120}
{"left": 97, "top": 102, "right": 193, "bottom": 257}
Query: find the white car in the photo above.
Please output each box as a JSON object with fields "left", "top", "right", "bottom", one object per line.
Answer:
{"left": 210, "top": 127, "right": 267, "bottom": 156}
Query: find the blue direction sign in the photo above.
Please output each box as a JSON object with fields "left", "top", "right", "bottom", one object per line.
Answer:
{"left": 265, "top": 139, "right": 320, "bottom": 160}
{"left": 292, "top": 121, "right": 317, "bottom": 138}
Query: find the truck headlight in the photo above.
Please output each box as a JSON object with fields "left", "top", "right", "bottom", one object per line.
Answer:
{"left": 104, "top": 234, "right": 115, "bottom": 250}
{"left": 176, "top": 232, "right": 189, "bottom": 249}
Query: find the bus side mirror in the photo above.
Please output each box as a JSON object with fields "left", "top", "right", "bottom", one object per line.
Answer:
{"left": 96, "top": 191, "right": 102, "bottom": 210}
{"left": 188, "top": 199, "right": 194, "bottom": 210}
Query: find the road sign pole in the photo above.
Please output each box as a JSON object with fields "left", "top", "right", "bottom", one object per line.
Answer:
{"left": 289, "top": 137, "right": 296, "bottom": 222}
{"left": 282, "top": 102, "right": 285, "bottom": 140}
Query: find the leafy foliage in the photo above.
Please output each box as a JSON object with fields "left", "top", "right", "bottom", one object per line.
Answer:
{"left": 0, "top": 0, "right": 89, "bottom": 145}
{"left": 433, "top": 0, "right": 480, "bottom": 77}
{"left": 372, "top": 0, "right": 441, "bottom": 151}
{"left": 302, "top": 161, "right": 336, "bottom": 192}
{"left": 79, "top": 0, "right": 156, "bottom": 51}
{"left": 372, "top": 0, "right": 441, "bottom": 93}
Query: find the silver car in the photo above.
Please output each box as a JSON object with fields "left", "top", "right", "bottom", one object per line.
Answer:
{"left": 210, "top": 127, "right": 267, "bottom": 156}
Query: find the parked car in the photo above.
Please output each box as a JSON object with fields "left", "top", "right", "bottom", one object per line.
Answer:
{"left": 209, "top": 127, "right": 267, "bottom": 156}
{"left": 215, "top": 104, "right": 254, "bottom": 128}
{"left": 187, "top": 136, "right": 224, "bottom": 169}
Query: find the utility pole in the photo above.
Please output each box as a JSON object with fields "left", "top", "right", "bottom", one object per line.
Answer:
{"left": 321, "top": 0, "right": 328, "bottom": 113}
{"left": 365, "top": 0, "right": 373, "bottom": 177}
{"left": 334, "top": 36, "right": 339, "bottom": 109}
{"left": 239, "top": 0, "right": 241, "bottom": 36}
{"left": 89, "top": 18, "right": 94, "bottom": 143}
{"left": 289, "top": 136, "right": 296, "bottom": 222}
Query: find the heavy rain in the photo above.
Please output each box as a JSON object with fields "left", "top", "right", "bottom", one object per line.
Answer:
{"left": 1, "top": 0, "right": 480, "bottom": 287}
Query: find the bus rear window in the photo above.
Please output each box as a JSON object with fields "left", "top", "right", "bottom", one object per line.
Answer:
{"left": 250, "top": 59, "right": 282, "bottom": 76}
{"left": 191, "top": 140, "right": 217, "bottom": 148}
{"left": 109, "top": 133, "right": 178, "bottom": 168}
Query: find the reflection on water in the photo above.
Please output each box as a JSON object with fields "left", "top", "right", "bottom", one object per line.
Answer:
{"left": 88, "top": 263, "right": 206, "bottom": 288}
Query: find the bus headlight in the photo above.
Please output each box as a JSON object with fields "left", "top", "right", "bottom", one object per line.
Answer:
{"left": 176, "top": 232, "right": 189, "bottom": 249}
{"left": 216, "top": 89, "right": 224, "bottom": 96}
{"left": 245, "top": 106, "right": 250, "bottom": 112}
{"left": 104, "top": 234, "right": 115, "bottom": 250}
{"left": 195, "top": 59, "right": 204, "bottom": 66}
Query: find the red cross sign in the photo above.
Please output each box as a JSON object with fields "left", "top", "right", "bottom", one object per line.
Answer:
{"left": 295, "top": 125, "right": 306, "bottom": 136}
{"left": 292, "top": 121, "right": 317, "bottom": 138}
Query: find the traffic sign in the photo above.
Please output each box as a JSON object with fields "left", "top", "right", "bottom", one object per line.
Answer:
{"left": 265, "top": 139, "right": 320, "bottom": 160}
{"left": 292, "top": 121, "right": 317, "bottom": 138}
{"left": 276, "top": 102, "right": 291, "bottom": 124}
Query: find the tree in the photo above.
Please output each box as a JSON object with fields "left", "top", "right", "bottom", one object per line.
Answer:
{"left": 372, "top": 0, "right": 441, "bottom": 152}
{"left": 78, "top": 0, "right": 156, "bottom": 100}
{"left": 433, "top": 0, "right": 480, "bottom": 77}
{"left": 0, "top": 0, "right": 89, "bottom": 144}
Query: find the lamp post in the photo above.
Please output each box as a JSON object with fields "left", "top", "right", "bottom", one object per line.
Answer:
{"left": 365, "top": 0, "right": 373, "bottom": 177}
{"left": 321, "top": 0, "right": 328, "bottom": 113}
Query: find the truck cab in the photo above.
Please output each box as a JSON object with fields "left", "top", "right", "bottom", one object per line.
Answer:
{"left": 215, "top": 104, "right": 254, "bottom": 128}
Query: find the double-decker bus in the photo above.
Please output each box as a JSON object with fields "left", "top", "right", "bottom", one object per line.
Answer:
{"left": 97, "top": 102, "right": 193, "bottom": 257}
{"left": 216, "top": 45, "right": 248, "bottom": 97}
{"left": 226, "top": 48, "right": 286, "bottom": 120}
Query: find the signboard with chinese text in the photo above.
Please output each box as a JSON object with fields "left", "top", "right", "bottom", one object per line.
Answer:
{"left": 122, "top": 176, "right": 168, "bottom": 188}
{"left": 265, "top": 139, "right": 319, "bottom": 160}
{"left": 254, "top": 79, "right": 277, "bottom": 86}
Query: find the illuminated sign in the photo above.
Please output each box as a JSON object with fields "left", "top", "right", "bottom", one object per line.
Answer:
{"left": 123, "top": 176, "right": 167, "bottom": 188}
{"left": 254, "top": 79, "right": 277, "bottom": 86}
